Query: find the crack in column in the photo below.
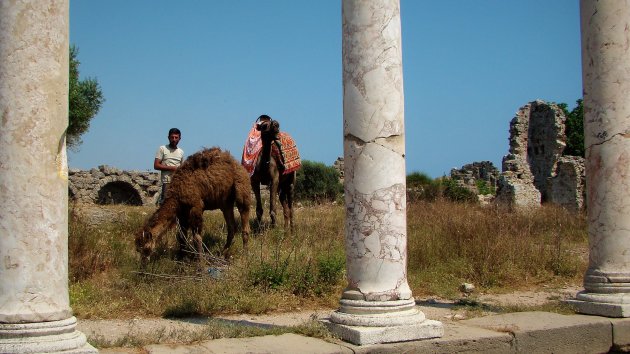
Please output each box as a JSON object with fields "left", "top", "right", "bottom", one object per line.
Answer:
{"left": 587, "top": 129, "right": 630, "bottom": 149}
{"left": 345, "top": 133, "right": 405, "bottom": 157}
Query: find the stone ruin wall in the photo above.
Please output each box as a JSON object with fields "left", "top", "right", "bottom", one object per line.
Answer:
{"left": 495, "top": 100, "right": 585, "bottom": 212}
{"left": 449, "top": 100, "right": 585, "bottom": 212}
{"left": 450, "top": 161, "right": 500, "bottom": 193}
{"left": 70, "top": 165, "right": 274, "bottom": 207}
{"left": 69, "top": 166, "right": 161, "bottom": 206}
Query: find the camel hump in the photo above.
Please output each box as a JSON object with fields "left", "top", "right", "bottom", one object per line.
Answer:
{"left": 178, "top": 147, "right": 225, "bottom": 171}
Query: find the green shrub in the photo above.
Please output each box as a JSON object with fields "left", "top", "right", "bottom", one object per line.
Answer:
{"left": 407, "top": 173, "right": 477, "bottom": 203}
{"left": 475, "top": 179, "right": 495, "bottom": 195}
{"left": 316, "top": 252, "right": 345, "bottom": 285}
{"left": 406, "top": 171, "right": 442, "bottom": 202}
{"left": 407, "top": 171, "right": 433, "bottom": 186}
{"left": 248, "top": 259, "right": 290, "bottom": 290}
{"left": 248, "top": 251, "right": 345, "bottom": 297}
{"left": 295, "top": 160, "right": 343, "bottom": 203}
{"left": 440, "top": 178, "right": 477, "bottom": 202}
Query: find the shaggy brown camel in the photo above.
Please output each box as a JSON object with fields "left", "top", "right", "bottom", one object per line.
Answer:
{"left": 135, "top": 147, "right": 251, "bottom": 265}
{"left": 250, "top": 118, "right": 298, "bottom": 230}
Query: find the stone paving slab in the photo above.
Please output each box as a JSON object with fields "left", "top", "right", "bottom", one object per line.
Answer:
{"left": 93, "top": 312, "right": 630, "bottom": 353}
{"left": 612, "top": 318, "right": 630, "bottom": 351}
{"left": 143, "top": 333, "right": 353, "bottom": 354}
{"left": 461, "top": 311, "right": 612, "bottom": 353}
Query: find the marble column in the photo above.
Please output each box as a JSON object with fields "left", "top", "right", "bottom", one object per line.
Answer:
{"left": 324, "top": 0, "right": 443, "bottom": 345}
{"left": 567, "top": 0, "right": 630, "bottom": 317}
{"left": 0, "top": 1, "right": 96, "bottom": 352}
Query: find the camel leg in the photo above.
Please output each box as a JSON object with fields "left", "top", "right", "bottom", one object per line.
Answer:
{"left": 236, "top": 201, "right": 251, "bottom": 250}
{"left": 269, "top": 181, "right": 278, "bottom": 227}
{"left": 175, "top": 213, "right": 189, "bottom": 261}
{"left": 188, "top": 206, "right": 204, "bottom": 268}
{"left": 279, "top": 188, "right": 290, "bottom": 231}
{"left": 287, "top": 184, "right": 294, "bottom": 232}
{"left": 221, "top": 207, "right": 237, "bottom": 258}
{"left": 252, "top": 180, "right": 263, "bottom": 224}
{"left": 281, "top": 173, "right": 296, "bottom": 232}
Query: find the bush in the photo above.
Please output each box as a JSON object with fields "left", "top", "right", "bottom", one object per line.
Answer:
{"left": 475, "top": 179, "right": 495, "bottom": 195}
{"left": 440, "top": 178, "right": 477, "bottom": 203}
{"left": 406, "top": 172, "right": 477, "bottom": 203}
{"left": 407, "top": 171, "right": 433, "bottom": 186}
{"left": 294, "top": 160, "right": 343, "bottom": 203}
{"left": 406, "top": 171, "right": 442, "bottom": 202}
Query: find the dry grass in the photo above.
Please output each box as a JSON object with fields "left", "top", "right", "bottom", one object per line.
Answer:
{"left": 68, "top": 199, "right": 587, "bottom": 319}
{"left": 407, "top": 200, "right": 587, "bottom": 298}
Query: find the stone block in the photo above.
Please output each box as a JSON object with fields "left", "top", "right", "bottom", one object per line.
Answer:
{"left": 611, "top": 318, "right": 630, "bottom": 352}
{"left": 461, "top": 311, "right": 611, "bottom": 354}
{"left": 347, "top": 322, "right": 514, "bottom": 354}
{"left": 566, "top": 299, "right": 630, "bottom": 318}
{"left": 322, "top": 318, "right": 443, "bottom": 346}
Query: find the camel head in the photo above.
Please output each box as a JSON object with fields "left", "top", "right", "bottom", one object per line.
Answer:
{"left": 135, "top": 228, "right": 156, "bottom": 265}
{"left": 256, "top": 118, "right": 280, "bottom": 141}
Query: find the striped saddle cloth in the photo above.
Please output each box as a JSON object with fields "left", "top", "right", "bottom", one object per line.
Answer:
{"left": 241, "top": 127, "right": 301, "bottom": 176}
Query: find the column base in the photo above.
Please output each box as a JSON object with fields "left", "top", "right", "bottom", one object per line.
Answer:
{"left": 565, "top": 291, "right": 630, "bottom": 318}
{"left": 0, "top": 316, "right": 97, "bottom": 353}
{"left": 323, "top": 317, "right": 443, "bottom": 345}
{"left": 323, "top": 298, "right": 443, "bottom": 345}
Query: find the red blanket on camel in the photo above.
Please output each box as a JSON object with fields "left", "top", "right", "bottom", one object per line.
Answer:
{"left": 241, "top": 125, "right": 301, "bottom": 176}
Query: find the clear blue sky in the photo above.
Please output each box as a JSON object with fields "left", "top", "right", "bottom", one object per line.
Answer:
{"left": 68, "top": 1, "right": 582, "bottom": 178}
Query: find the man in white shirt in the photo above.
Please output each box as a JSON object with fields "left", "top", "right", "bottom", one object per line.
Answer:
{"left": 154, "top": 128, "right": 184, "bottom": 205}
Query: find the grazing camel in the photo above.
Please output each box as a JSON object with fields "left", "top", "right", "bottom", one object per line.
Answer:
{"left": 247, "top": 116, "right": 300, "bottom": 230}
{"left": 135, "top": 147, "right": 251, "bottom": 265}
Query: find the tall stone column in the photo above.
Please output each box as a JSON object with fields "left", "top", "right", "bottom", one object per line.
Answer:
{"left": 0, "top": 1, "right": 96, "bottom": 352}
{"left": 568, "top": 0, "right": 630, "bottom": 317}
{"left": 324, "top": 0, "right": 443, "bottom": 345}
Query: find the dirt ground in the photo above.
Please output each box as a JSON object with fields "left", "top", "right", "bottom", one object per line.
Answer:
{"left": 77, "top": 285, "right": 582, "bottom": 348}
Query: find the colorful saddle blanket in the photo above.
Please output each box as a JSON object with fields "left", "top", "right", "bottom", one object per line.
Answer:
{"left": 241, "top": 125, "right": 301, "bottom": 176}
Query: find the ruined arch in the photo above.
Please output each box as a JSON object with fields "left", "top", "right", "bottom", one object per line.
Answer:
{"left": 96, "top": 180, "right": 143, "bottom": 206}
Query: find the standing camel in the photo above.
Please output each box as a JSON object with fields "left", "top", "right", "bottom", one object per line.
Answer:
{"left": 135, "top": 147, "right": 251, "bottom": 265}
{"left": 245, "top": 116, "right": 300, "bottom": 230}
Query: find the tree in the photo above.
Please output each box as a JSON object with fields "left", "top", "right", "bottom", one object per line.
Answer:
{"left": 68, "top": 45, "right": 104, "bottom": 149}
{"left": 559, "top": 99, "right": 584, "bottom": 157}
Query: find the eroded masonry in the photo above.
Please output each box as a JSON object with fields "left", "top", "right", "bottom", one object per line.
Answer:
{"left": 447, "top": 100, "right": 585, "bottom": 212}
{"left": 496, "top": 100, "right": 585, "bottom": 211}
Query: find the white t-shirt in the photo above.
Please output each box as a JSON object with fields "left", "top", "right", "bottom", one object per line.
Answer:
{"left": 155, "top": 145, "right": 184, "bottom": 183}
